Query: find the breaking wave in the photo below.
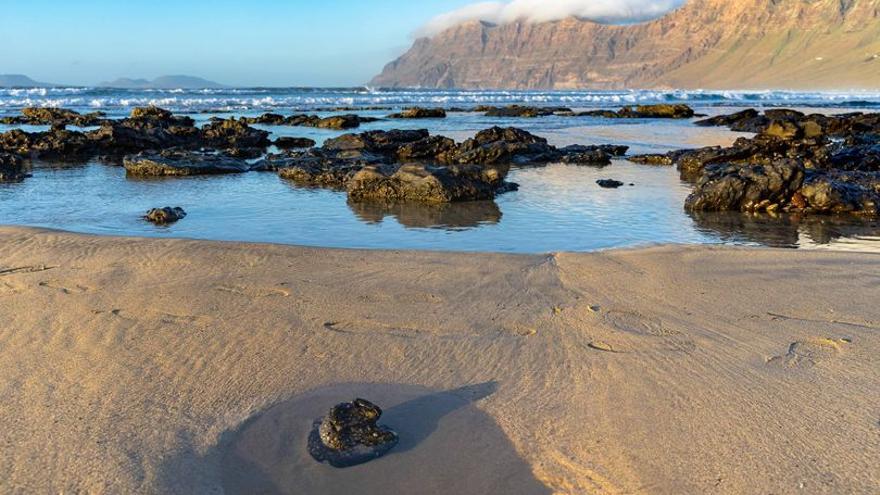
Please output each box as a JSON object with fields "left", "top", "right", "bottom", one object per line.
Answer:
{"left": 1, "top": 87, "right": 879, "bottom": 115}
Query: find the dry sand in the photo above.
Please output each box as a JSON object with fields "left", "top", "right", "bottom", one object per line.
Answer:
{"left": 0, "top": 226, "right": 877, "bottom": 494}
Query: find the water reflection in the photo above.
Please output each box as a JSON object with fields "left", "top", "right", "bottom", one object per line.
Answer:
{"left": 690, "top": 211, "right": 880, "bottom": 250}
{"left": 348, "top": 199, "right": 502, "bottom": 230}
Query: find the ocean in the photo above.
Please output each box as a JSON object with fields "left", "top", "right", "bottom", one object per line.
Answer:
{"left": 1, "top": 87, "right": 879, "bottom": 253}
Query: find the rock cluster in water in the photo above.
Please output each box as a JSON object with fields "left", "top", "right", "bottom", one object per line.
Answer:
{"left": 307, "top": 398, "right": 399, "bottom": 468}
{"left": 5, "top": 103, "right": 879, "bottom": 220}
{"left": 243, "top": 113, "right": 379, "bottom": 129}
{"left": 0, "top": 105, "right": 631, "bottom": 203}
{"left": 0, "top": 107, "right": 108, "bottom": 127}
{"left": 257, "top": 126, "right": 627, "bottom": 203}
{"left": 466, "top": 103, "right": 696, "bottom": 119}
{"left": 0, "top": 106, "right": 271, "bottom": 161}
{"left": 629, "top": 109, "right": 880, "bottom": 215}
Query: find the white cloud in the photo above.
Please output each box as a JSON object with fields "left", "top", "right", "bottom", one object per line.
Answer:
{"left": 416, "top": 0, "right": 687, "bottom": 37}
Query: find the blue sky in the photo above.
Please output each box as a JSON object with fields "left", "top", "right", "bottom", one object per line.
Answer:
{"left": 0, "top": 0, "right": 478, "bottom": 86}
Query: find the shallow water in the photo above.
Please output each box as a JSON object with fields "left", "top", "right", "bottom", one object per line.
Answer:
{"left": 1, "top": 88, "right": 879, "bottom": 253}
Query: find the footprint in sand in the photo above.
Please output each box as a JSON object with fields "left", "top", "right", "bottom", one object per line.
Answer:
{"left": 594, "top": 308, "right": 696, "bottom": 353}
{"left": 0, "top": 281, "right": 25, "bottom": 296}
{"left": 109, "top": 308, "right": 212, "bottom": 327}
{"left": 324, "top": 320, "right": 426, "bottom": 339}
{"left": 767, "top": 338, "right": 850, "bottom": 369}
{"left": 214, "top": 284, "right": 290, "bottom": 298}
{"left": 38, "top": 279, "right": 95, "bottom": 294}
{"left": 603, "top": 309, "right": 674, "bottom": 337}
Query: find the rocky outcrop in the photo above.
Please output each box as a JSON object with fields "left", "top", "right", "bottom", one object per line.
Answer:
{"left": 681, "top": 109, "right": 880, "bottom": 215}
{"left": 200, "top": 118, "right": 271, "bottom": 149}
{"left": 124, "top": 150, "right": 251, "bottom": 176}
{"left": 483, "top": 105, "right": 570, "bottom": 118}
{"left": 347, "top": 163, "right": 514, "bottom": 203}
{"left": 0, "top": 107, "right": 107, "bottom": 127}
{"left": 264, "top": 126, "right": 626, "bottom": 203}
{"left": 580, "top": 105, "right": 695, "bottom": 119}
{"left": 799, "top": 171, "right": 880, "bottom": 215}
{"left": 0, "top": 107, "right": 271, "bottom": 160}
{"left": 685, "top": 160, "right": 805, "bottom": 212}
{"left": 372, "top": 0, "right": 880, "bottom": 90}
{"left": 244, "top": 113, "right": 378, "bottom": 130}
{"left": 387, "top": 107, "right": 447, "bottom": 119}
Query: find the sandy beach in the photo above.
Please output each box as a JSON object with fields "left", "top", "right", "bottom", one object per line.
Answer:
{"left": 0, "top": 226, "right": 878, "bottom": 494}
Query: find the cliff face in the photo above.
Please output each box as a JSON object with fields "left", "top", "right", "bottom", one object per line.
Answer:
{"left": 371, "top": 0, "right": 880, "bottom": 90}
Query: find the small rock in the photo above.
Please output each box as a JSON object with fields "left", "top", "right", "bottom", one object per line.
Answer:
{"left": 388, "top": 107, "right": 447, "bottom": 119}
{"left": 274, "top": 137, "right": 316, "bottom": 149}
{"left": 308, "top": 398, "right": 399, "bottom": 468}
{"left": 596, "top": 179, "right": 625, "bottom": 189}
{"left": 0, "top": 153, "right": 27, "bottom": 182}
{"left": 144, "top": 207, "right": 187, "bottom": 225}
{"left": 124, "top": 150, "right": 252, "bottom": 176}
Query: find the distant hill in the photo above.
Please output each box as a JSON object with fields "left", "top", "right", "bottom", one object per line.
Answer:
{"left": 98, "top": 75, "right": 226, "bottom": 89}
{"left": 0, "top": 74, "right": 59, "bottom": 88}
{"left": 372, "top": 0, "right": 880, "bottom": 90}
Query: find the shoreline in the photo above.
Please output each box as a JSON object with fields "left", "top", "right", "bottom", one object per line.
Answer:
{"left": 1, "top": 226, "right": 878, "bottom": 493}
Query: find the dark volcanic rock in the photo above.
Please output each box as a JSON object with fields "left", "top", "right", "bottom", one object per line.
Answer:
{"left": 694, "top": 108, "right": 880, "bottom": 138}
{"left": 618, "top": 104, "right": 695, "bottom": 119}
{"left": 85, "top": 107, "right": 201, "bottom": 155}
{"left": 324, "top": 129, "right": 430, "bottom": 156}
{"left": 244, "top": 113, "right": 287, "bottom": 125}
{"left": 124, "top": 150, "right": 252, "bottom": 176}
{"left": 680, "top": 109, "right": 880, "bottom": 217}
{"left": 575, "top": 104, "right": 694, "bottom": 119}
{"left": 246, "top": 113, "right": 377, "bottom": 129}
{"left": 557, "top": 145, "right": 613, "bottom": 165}
{"left": 396, "top": 135, "right": 457, "bottom": 161}
{"left": 596, "top": 179, "right": 626, "bottom": 189}
{"left": 201, "top": 118, "right": 270, "bottom": 150}
{"left": 273, "top": 137, "right": 316, "bottom": 149}
{"left": 0, "top": 107, "right": 107, "bottom": 127}
{"left": 347, "top": 162, "right": 515, "bottom": 203}
{"left": 685, "top": 160, "right": 805, "bottom": 212}
{"left": 799, "top": 170, "right": 880, "bottom": 215}
{"left": 272, "top": 148, "right": 382, "bottom": 188}
{"left": 388, "top": 107, "right": 447, "bottom": 119}
{"left": 315, "top": 114, "right": 364, "bottom": 130}
{"left": 483, "top": 105, "right": 571, "bottom": 118}
{"left": 308, "top": 398, "right": 398, "bottom": 468}
{"left": 695, "top": 109, "right": 761, "bottom": 128}
{"left": 0, "top": 153, "right": 26, "bottom": 182}
{"left": 627, "top": 153, "right": 674, "bottom": 166}
{"left": 659, "top": 134, "right": 832, "bottom": 179}
{"left": 0, "top": 127, "right": 95, "bottom": 159}
{"left": 144, "top": 206, "right": 187, "bottom": 225}
{"left": 441, "top": 126, "right": 557, "bottom": 165}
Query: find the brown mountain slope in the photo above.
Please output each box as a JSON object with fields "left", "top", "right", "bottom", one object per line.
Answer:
{"left": 371, "top": 0, "right": 880, "bottom": 90}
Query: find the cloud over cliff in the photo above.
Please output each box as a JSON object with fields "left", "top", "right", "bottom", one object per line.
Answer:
{"left": 417, "top": 0, "right": 686, "bottom": 37}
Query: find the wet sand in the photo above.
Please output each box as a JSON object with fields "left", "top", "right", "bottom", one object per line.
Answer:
{"left": 0, "top": 226, "right": 877, "bottom": 494}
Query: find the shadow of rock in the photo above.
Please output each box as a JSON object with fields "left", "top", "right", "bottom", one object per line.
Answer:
{"left": 159, "top": 382, "right": 550, "bottom": 495}
{"left": 348, "top": 200, "right": 502, "bottom": 230}
{"left": 689, "top": 211, "right": 880, "bottom": 249}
